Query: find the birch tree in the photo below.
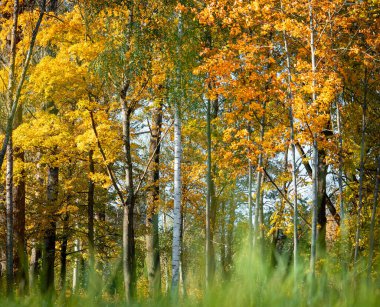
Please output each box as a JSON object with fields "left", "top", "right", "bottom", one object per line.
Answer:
{"left": 171, "top": 12, "right": 183, "bottom": 295}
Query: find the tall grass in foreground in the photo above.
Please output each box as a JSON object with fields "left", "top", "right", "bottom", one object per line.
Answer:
{"left": 1, "top": 243, "right": 379, "bottom": 306}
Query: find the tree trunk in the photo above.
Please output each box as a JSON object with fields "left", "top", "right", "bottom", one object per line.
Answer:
{"left": 210, "top": 100, "right": 218, "bottom": 276}
{"left": 295, "top": 143, "right": 340, "bottom": 224}
{"left": 72, "top": 236, "right": 80, "bottom": 293}
{"left": 309, "top": 0, "right": 318, "bottom": 279}
{"left": 290, "top": 136, "right": 299, "bottom": 276}
{"left": 254, "top": 102, "right": 266, "bottom": 247}
{"left": 6, "top": 138, "right": 14, "bottom": 296}
{"left": 272, "top": 147, "right": 288, "bottom": 267}
{"left": 205, "top": 96, "right": 216, "bottom": 287}
{"left": 282, "top": 23, "right": 299, "bottom": 276}
{"left": 226, "top": 197, "right": 235, "bottom": 280}
{"left": 4, "top": 0, "right": 18, "bottom": 296}
{"left": 204, "top": 28, "right": 219, "bottom": 287}
{"left": 220, "top": 201, "right": 227, "bottom": 277}
{"left": 180, "top": 213, "right": 186, "bottom": 297}
{"left": 171, "top": 100, "right": 182, "bottom": 294}
{"left": 248, "top": 126, "right": 254, "bottom": 248}
{"left": 0, "top": 184, "right": 6, "bottom": 285}
{"left": 121, "top": 94, "right": 136, "bottom": 302}
{"left": 354, "top": 68, "right": 368, "bottom": 265}
{"left": 88, "top": 150, "right": 95, "bottom": 268}
{"left": 336, "top": 99, "right": 344, "bottom": 222}
{"left": 13, "top": 105, "right": 27, "bottom": 294}
{"left": 317, "top": 149, "right": 328, "bottom": 254}
{"left": 29, "top": 240, "right": 41, "bottom": 290}
{"left": 367, "top": 156, "right": 380, "bottom": 281}
{"left": 146, "top": 100, "right": 163, "bottom": 297}
{"left": 60, "top": 213, "right": 69, "bottom": 289}
{"left": 29, "top": 153, "right": 44, "bottom": 290}
{"left": 41, "top": 166, "right": 58, "bottom": 293}
{"left": 163, "top": 211, "right": 169, "bottom": 293}
{"left": 310, "top": 138, "right": 318, "bottom": 279}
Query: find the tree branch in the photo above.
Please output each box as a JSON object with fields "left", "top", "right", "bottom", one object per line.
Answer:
{"left": 263, "top": 168, "right": 311, "bottom": 228}
{"left": 89, "top": 110, "right": 125, "bottom": 205}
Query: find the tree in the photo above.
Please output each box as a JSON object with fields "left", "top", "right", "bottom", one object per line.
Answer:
{"left": 0, "top": 0, "right": 46, "bottom": 170}
{"left": 145, "top": 97, "right": 163, "bottom": 297}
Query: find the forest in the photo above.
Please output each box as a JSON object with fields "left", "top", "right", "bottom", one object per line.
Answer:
{"left": 0, "top": 0, "right": 379, "bottom": 306}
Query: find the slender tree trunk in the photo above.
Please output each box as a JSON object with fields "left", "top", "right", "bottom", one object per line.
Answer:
{"left": 337, "top": 99, "right": 344, "bottom": 222}
{"left": 60, "top": 213, "right": 69, "bottom": 289}
{"left": 121, "top": 94, "right": 136, "bottom": 302}
{"left": 0, "top": 184, "right": 6, "bottom": 286}
{"left": 80, "top": 251, "right": 86, "bottom": 289}
{"left": 309, "top": 0, "right": 318, "bottom": 280}
{"left": 209, "top": 104, "right": 218, "bottom": 270}
{"left": 367, "top": 156, "right": 380, "bottom": 281}
{"left": 72, "top": 236, "right": 80, "bottom": 293}
{"left": 248, "top": 126, "right": 254, "bottom": 248}
{"left": 11, "top": 7, "right": 26, "bottom": 293}
{"left": 13, "top": 113, "right": 27, "bottom": 294}
{"left": 317, "top": 149, "right": 328, "bottom": 254}
{"left": 180, "top": 213, "right": 186, "bottom": 297}
{"left": 282, "top": 23, "right": 299, "bottom": 277}
{"left": 205, "top": 96, "right": 214, "bottom": 287}
{"left": 290, "top": 119, "right": 299, "bottom": 276}
{"left": 6, "top": 138, "right": 14, "bottom": 296}
{"left": 163, "top": 211, "right": 169, "bottom": 293}
{"left": 204, "top": 28, "right": 219, "bottom": 288}
{"left": 354, "top": 68, "right": 368, "bottom": 266}
{"left": 120, "top": 8, "right": 136, "bottom": 299}
{"left": 5, "top": 0, "right": 18, "bottom": 296}
{"left": 29, "top": 240, "right": 41, "bottom": 290}
{"left": 146, "top": 100, "right": 162, "bottom": 297}
{"left": 259, "top": 176, "right": 265, "bottom": 243}
{"left": 171, "top": 9, "right": 183, "bottom": 296}
{"left": 29, "top": 155, "right": 44, "bottom": 290}
{"left": 220, "top": 201, "right": 227, "bottom": 276}
{"left": 226, "top": 197, "right": 235, "bottom": 280}
{"left": 307, "top": 0, "right": 329, "bottom": 278}
{"left": 88, "top": 150, "right": 95, "bottom": 268}
{"left": 254, "top": 102, "right": 266, "bottom": 247}
{"left": 41, "top": 166, "right": 58, "bottom": 293}
{"left": 310, "top": 140, "right": 318, "bottom": 280}
{"left": 171, "top": 98, "right": 182, "bottom": 296}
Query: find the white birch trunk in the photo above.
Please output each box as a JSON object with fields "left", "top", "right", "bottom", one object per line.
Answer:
{"left": 172, "top": 10, "right": 183, "bottom": 296}
{"left": 72, "top": 237, "right": 80, "bottom": 293}
{"left": 171, "top": 101, "right": 182, "bottom": 293}
{"left": 309, "top": 0, "right": 318, "bottom": 279}
{"left": 5, "top": 0, "right": 18, "bottom": 294}
{"left": 6, "top": 138, "right": 14, "bottom": 295}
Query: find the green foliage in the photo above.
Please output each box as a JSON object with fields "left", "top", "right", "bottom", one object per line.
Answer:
{"left": 1, "top": 242, "right": 380, "bottom": 306}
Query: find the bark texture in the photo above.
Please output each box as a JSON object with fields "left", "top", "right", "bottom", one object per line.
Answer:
{"left": 121, "top": 88, "right": 136, "bottom": 302}
{"left": 41, "top": 166, "right": 58, "bottom": 293}
{"left": 145, "top": 100, "right": 163, "bottom": 297}
{"left": 171, "top": 101, "right": 182, "bottom": 293}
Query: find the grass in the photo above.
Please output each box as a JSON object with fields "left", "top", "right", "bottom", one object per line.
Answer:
{"left": 1, "top": 243, "right": 379, "bottom": 306}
